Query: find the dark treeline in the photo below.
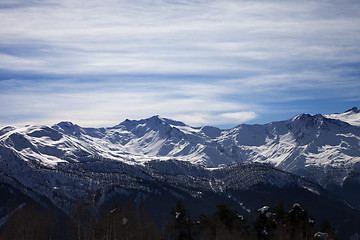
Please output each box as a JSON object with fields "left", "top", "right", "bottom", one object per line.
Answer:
{"left": 0, "top": 200, "right": 337, "bottom": 240}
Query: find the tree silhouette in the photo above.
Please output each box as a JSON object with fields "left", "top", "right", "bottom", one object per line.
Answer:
{"left": 167, "top": 201, "right": 196, "bottom": 240}
{"left": 199, "top": 204, "right": 249, "bottom": 240}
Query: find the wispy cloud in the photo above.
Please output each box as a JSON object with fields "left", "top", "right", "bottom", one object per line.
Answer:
{"left": 0, "top": 78, "right": 257, "bottom": 127}
{"left": 0, "top": 0, "right": 359, "bottom": 127}
{"left": 1, "top": 0, "right": 359, "bottom": 75}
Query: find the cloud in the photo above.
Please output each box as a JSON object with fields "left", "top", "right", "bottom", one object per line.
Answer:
{"left": 172, "top": 111, "right": 258, "bottom": 127}
{"left": 0, "top": 78, "right": 258, "bottom": 127}
{"left": 221, "top": 112, "right": 257, "bottom": 122}
{"left": 0, "top": 0, "right": 359, "bottom": 127}
{"left": 1, "top": 0, "right": 359, "bottom": 75}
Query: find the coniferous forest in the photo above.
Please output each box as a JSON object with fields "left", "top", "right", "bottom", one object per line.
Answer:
{"left": 0, "top": 199, "right": 338, "bottom": 240}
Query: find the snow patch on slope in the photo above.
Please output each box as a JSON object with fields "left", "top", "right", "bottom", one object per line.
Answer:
{"left": 326, "top": 107, "right": 360, "bottom": 126}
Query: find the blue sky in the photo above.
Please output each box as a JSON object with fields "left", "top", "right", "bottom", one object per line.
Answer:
{"left": 0, "top": 0, "right": 359, "bottom": 128}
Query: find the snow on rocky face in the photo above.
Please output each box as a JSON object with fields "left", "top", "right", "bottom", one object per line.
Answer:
{"left": 326, "top": 107, "right": 360, "bottom": 127}
{"left": 0, "top": 109, "right": 359, "bottom": 188}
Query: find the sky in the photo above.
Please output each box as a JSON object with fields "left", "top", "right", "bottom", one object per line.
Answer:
{"left": 0, "top": 0, "right": 359, "bottom": 129}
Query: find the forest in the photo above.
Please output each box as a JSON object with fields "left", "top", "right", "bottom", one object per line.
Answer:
{"left": 0, "top": 199, "right": 337, "bottom": 240}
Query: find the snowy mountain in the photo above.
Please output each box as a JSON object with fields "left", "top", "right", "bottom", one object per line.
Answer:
{"left": 326, "top": 107, "right": 360, "bottom": 127}
{"left": 1, "top": 108, "right": 359, "bottom": 186}
{"left": 0, "top": 108, "right": 360, "bottom": 237}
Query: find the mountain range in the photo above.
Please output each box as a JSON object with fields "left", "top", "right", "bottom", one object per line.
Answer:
{"left": 0, "top": 107, "right": 359, "bottom": 238}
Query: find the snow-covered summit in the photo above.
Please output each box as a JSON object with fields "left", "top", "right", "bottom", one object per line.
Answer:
{"left": 115, "top": 115, "right": 186, "bottom": 129}
{"left": 326, "top": 107, "right": 360, "bottom": 127}
{"left": 346, "top": 107, "right": 360, "bottom": 113}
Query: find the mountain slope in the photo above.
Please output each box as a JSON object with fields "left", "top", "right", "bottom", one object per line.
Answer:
{"left": 2, "top": 109, "right": 359, "bottom": 186}
{"left": 326, "top": 107, "right": 360, "bottom": 126}
{"left": 1, "top": 108, "right": 360, "bottom": 238}
{"left": 0, "top": 153, "right": 359, "bottom": 239}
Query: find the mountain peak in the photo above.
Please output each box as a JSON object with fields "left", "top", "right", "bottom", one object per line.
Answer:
{"left": 117, "top": 115, "right": 186, "bottom": 129}
{"left": 345, "top": 107, "right": 359, "bottom": 113}
{"left": 143, "top": 115, "right": 187, "bottom": 127}
{"left": 52, "top": 121, "right": 84, "bottom": 135}
{"left": 291, "top": 113, "right": 319, "bottom": 122}
{"left": 147, "top": 115, "right": 165, "bottom": 124}
{"left": 54, "top": 121, "right": 76, "bottom": 127}
{"left": 325, "top": 107, "right": 360, "bottom": 127}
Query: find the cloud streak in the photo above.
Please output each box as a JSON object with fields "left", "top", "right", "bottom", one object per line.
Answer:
{"left": 0, "top": 78, "right": 257, "bottom": 127}
{"left": 1, "top": 0, "right": 359, "bottom": 75}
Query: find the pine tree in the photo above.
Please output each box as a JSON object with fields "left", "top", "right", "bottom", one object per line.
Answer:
{"left": 167, "top": 201, "right": 196, "bottom": 240}
{"left": 285, "top": 203, "right": 315, "bottom": 240}
{"left": 319, "top": 219, "right": 337, "bottom": 240}
{"left": 198, "top": 204, "right": 249, "bottom": 240}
